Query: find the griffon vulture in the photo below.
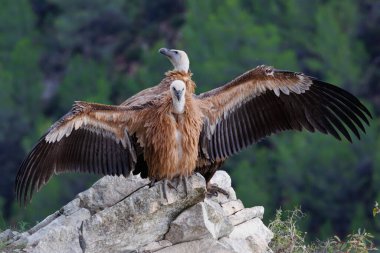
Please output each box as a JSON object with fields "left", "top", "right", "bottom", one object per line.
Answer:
{"left": 15, "top": 48, "right": 372, "bottom": 204}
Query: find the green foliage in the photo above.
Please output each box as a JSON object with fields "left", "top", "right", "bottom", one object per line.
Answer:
{"left": 17, "top": 221, "right": 29, "bottom": 232}
{"left": 323, "top": 230, "right": 377, "bottom": 253}
{"left": 181, "top": 0, "right": 298, "bottom": 93}
{"left": 121, "top": 42, "right": 171, "bottom": 99}
{"left": 0, "top": 197, "right": 6, "bottom": 231}
{"left": 269, "top": 208, "right": 308, "bottom": 252}
{"left": 0, "top": 0, "right": 35, "bottom": 57}
{"left": 269, "top": 208, "right": 377, "bottom": 253}
{"left": 374, "top": 202, "right": 380, "bottom": 217}
{"left": 58, "top": 55, "right": 110, "bottom": 109}
{"left": 304, "top": 1, "right": 367, "bottom": 90}
{"left": 0, "top": 0, "right": 44, "bottom": 228}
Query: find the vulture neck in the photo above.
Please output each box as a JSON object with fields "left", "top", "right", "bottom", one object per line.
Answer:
{"left": 172, "top": 96, "right": 185, "bottom": 115}
{"left": 170, "top": 80, "right": 187, "bottom": 115}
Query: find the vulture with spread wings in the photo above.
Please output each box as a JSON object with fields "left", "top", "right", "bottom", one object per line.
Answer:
{"left": 16, "top": 48, "right": 371, "bottom": 204}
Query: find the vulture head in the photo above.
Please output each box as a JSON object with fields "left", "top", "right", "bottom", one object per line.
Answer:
{"left": 170, "top": 80, "right": 186, "bottom": 114}
{"left": 159, "top": 48, "right": 189, "bottom": 72}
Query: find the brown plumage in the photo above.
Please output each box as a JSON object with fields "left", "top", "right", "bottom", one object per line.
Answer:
{"left": 16, "top": 48, "right": 372, "bottom": 204}
{"left": 130, "top": 88, "right": 203, "bottom": 180}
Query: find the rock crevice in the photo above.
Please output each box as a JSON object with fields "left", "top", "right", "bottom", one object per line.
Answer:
{"left": 1, "top": 171, "right": 273, "bottom": 253}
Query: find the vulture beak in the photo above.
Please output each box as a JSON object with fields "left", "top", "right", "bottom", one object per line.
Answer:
{"left": 159, "top": 48, "right": 173, "bottom": 58}
{"left": 159, "top": 48, "right": 189, "bottom": 72}
{"left": 174, "top": 89, "right": 182, "bottom": 101}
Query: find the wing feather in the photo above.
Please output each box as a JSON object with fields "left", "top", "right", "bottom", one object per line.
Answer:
{"left": 197, "top": 66, "right": 371, "bottom": 161}
{"left": 15, "top": 102, "right": 138, "bottom": 204}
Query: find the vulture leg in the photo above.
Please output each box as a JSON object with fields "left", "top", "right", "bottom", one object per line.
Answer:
{"left": 196, "top": 160, "right": 228, "bottom": 197}
{"left": 149, "top": 178, "right": 157, "bottom": 188}
{"left": 168, "top": 176, "right": 189, "bottom": 196}
{"left": 182, "top": 176, "right": 188, "bottom": 196}
{"left": 206, "top": 183, "right": 229, "bottom": 198}
{"left": 161, "top": 179, "right": 178, "bottom": 200}
{"left": 158, "top": 176, "right": 191, "bottom": 200}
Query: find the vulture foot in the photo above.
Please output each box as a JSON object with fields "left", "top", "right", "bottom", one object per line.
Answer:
{"left": 169, "top": 176, "right": 189, "bottom": 196}
{"left": 159, "top": 176, "right": 189, "bottom": 200}
{"left": 206, "top": 183, "right": 229, "bottom": 198}
{"left": 161, "top": 179, "right": 178, "bottom": 200}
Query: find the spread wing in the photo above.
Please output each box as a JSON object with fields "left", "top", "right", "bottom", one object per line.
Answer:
{"left": 197, "top": 65, "right": 372, "bottom": 161}
{"left": 16, "top": 101, "right": 138, "bottom": 204}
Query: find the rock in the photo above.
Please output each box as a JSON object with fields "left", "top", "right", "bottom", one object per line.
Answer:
{"left": 25, "top": 226, "right": 84, "bottom": 253}
{"left": 78, "top": 175, "right": 150, "bottom": 213}
{"left": 229, "top": 206, "right": 264, "bottom": 226}
{"left": 219, "top": 237, "right": 257, "bottom": 253}
{"left": 81, "top": 173, "right": 206, "bottom": 252}
{"left": 218, "top": 218, "right": 273, "bottom": 253}
{"left": 0, "top": 229, "right": 15, "bottom": 243}
{"left": 5, "top": 171, "right": 273, "bottom": 253}
{"left": 10, "top": 232, "right": 28, "bottom": 248}
{"left": 165, "top": 200, "right": 233, "bottom": 244}
{"left": 156, "top": 238, "right": 234, "bottom": 253}
{"left": 210, "top": 170, "right": 232, "bottom": 188}
{"left": 221, "top": 200, "right": 244, "bottom": 215}
{"left": 208, "top": 171, "right": 237, "bottom": 204}
{"left": 139, "top": 240, "right": 172, "bottom": 252}
{"left": 25, "top": 208, "right": 91, "bottom": 253}
{"left": 229, "top": 218, "right": 273, "bottom": 244}
{"left": 229, "top": 218, "right": 273, "bottom": 252}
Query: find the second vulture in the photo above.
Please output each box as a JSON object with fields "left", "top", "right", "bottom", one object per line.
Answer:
{"left": 16, "top": 48, "right": 372, "bottom": 203}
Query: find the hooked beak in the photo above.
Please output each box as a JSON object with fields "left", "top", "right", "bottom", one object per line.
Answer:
{"left": 174, "top": 89, "right": 182, "bottom": 101}
{"left": 159, "top": 48, "right": 173, "bottom": 58}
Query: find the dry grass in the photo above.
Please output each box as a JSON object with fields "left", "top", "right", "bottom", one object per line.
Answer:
{"left": 268, "top": 208, "right": 377, "bottom": 253}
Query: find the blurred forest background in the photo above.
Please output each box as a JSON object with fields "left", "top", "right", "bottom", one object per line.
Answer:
{"left": 0, "top": 0, "right": 379, "bottom": 244}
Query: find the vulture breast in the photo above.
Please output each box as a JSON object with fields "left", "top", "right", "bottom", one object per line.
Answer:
{"left": 131, "top": 88, "right": 203, "bottom": 181}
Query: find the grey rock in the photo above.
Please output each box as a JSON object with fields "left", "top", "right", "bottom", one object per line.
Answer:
{"left": 218, "top": 217, "right": 273, "bottom": 253}
{"left": 25, "top": 198, "right": 82, "bottom": 238}
{"left": 61, "top": 198, "right": 82, "bottom": 216}
{"left": 78, "top": 175, "right": 150, "bottom": 213}
{"left": 219, "top": 237, "right": 256, "bottom": 253}
{"left": 165, "top": 200, "right": 233, "bottom": 244}
{"left": 6, "top": 170, "right": 273, "bottom": 253}
{"left": 156, "top": 238, "right": 235, "bottom": 253}
{"left": 82, "top": 173, "right": 206, "bottom": 252}
{"left": 219, "top": 236, "right": 270, "bottom": 253}
{"left": 229, "top": 218, "right": 273, "bottom": 244}
{"left": 246, "top": 235, "right": 271, "bottom": 253}
{"left": 10, "top": 232, "right": 28, "bottom": 247}
{"left": 25, "top": 226, "right": 83, "bottom": 253}
{"left": 207, "top": 171, "right": 237, "bottom": 204}
{"left": 0, "top": 229, "right": 14, "bottom": 243}
{"left": 28, "top": 208, "right": 91, "bottom": 247}
{"left": 222, "top": 200, "right": 244, "bottom": 216}
{"left": 229, "top": 206, "right": 264, "bottom": 226}
{"left": 210, "top": 170, "right": 232, "bottom": 189}
{"left": 26, "top": 208, "right": 91, "bottom": 253}
{"left": 139, "top": 240, "right": 172, "bottom": 252}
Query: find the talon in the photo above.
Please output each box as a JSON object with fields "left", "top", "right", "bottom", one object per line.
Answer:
{"left": 161, "top": 178, "right": 178, "bottom": 201}
{"left": 160, "top": 177, "right": 191, "bottom": 200}
{"left": 182, "top": 176, "right": 188, "bottom": 196}
{"left": 206, "top": 183, "right": 229, "bottom": 198}
{"left": 167, "top": 181, "right": 178, "bottom": 191}
{"left": 149, "top": 178, "right": 157, "bottom": 188}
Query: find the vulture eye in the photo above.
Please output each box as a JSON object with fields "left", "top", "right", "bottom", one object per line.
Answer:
{"left": 174, "top": 51, "right": 178, "bottom": 54}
